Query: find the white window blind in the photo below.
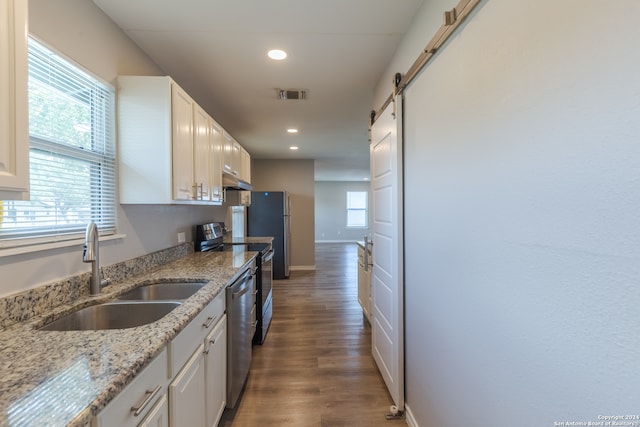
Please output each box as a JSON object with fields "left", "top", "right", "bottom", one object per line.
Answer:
{"left": 0, "top": 38, "right": 116, "bottom": 244}
{"left": 346, "top": 191, "right": 367, "bottom": 228}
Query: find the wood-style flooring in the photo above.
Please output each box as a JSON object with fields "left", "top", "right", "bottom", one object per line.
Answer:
{"left": 219, "top": 242, "right": 406, "bottom": 427}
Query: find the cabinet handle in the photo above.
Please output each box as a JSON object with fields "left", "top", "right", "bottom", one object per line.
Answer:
{"left": 130, "top": 385, "right": 162, "bottom": 417}
{"left": 203, "top": 338, "right": 217, "bottom": 355}
{"left": 192, "top": 183, "right": 205, "bottom": 200}
{"left": 180, "top": 187, "right": 191, "bottom": 197}
{"left": 202, "top": 314, "right": 218, "bottom": 329}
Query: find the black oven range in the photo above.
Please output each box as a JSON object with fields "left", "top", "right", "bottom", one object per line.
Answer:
{"left": 195, "top": 222, "right": 273, "bottom": 345}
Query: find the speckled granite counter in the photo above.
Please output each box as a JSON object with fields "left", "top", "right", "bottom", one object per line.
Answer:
{"left": 222, "top": 235, "right": 273, "bottom": 245}
{"left": 0, "top": 248, "right": 257, "bottom": 427}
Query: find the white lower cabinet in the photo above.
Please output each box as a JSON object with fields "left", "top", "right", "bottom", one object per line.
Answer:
{"left": 138, "top": 393, "right": 169, "bottom": 427}
{"left": 169, "top": 344, "right": 206, "bottom": 426}
{"left": 92, "top": 349, "right": 168, "bottom": 427}
{"left": 93, "top": 291, "right": 227, "bottom": 427}
{"left": 357, "top": 245, "right": 372, "bottom": 322}
{"left": 205, "top": 316, "right": 227, "bottom": 427}
{"left": 168, "top": 291, "right": 227, "bottom": 427}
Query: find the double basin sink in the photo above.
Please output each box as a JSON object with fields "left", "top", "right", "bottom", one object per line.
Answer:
{"left": 38, "top": 282, "right": 207, "bottom": 331}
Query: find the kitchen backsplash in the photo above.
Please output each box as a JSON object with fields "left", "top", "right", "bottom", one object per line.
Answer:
{"left": 0, "top": 243, "right": 192, "bottom": 330}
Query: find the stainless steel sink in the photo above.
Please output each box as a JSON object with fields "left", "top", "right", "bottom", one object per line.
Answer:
{"left": 116, "top": 282, "right": 207, "bottom": 301}
{"left": 38, "top": 301, "right": 181, "bottom": 331}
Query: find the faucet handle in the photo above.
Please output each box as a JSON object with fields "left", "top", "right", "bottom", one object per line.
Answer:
{"left": 99, "top": 267, "right": 111, "bottom": 287}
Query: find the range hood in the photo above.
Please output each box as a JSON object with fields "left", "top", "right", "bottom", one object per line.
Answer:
{"left": 222, "top": 172, "right": 253, "bottom": 191}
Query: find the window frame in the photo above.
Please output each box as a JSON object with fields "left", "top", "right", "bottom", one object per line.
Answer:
{"left": 346, "top": 190, "right": 368, "bottom": 228}
{"left": 0, "top": 37, "right": 119, "bottom": 253}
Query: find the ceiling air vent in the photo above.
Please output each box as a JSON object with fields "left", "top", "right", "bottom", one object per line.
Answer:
{"left": 278, "top": 89, "right": 308, "bottom": 100}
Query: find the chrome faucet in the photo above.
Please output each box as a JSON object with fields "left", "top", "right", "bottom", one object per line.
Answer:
{"left": 83, "top": 222, "right": 108, "bottom": 294}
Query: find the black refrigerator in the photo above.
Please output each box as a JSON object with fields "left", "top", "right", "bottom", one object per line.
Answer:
{"left": 247, "top": 191, "right": 290, "bottom": 279}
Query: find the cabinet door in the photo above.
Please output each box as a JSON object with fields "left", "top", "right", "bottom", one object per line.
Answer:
{"left": 205, "top": 316, "right": 227, "bottom": 427}
{"left": 193, "top": 105, "right": 210, "bottom": 201}
{"left": 222, "top": 132, "right": 234, "bottom": 175}
{"left": 357, "top": 246, "right": 371, "bottom": 321}
{"left": 94, "top": 350, "right": 168, "bottom": 427}
{"left": 239, "top": 147, "right": 251, "bottom": 184}
{"left": 231, "top": 140, "right": 241, "bottom": 177}
{"left": 169, "top": 344, "right": 206, "bottom": 427}
{"left": 171, "top": 83, "right": 194, "bottom": 201}
{"left": 138, "top": 393, "right": 168, "bottom": 427}
{"left": 209, "top": 120, "right": 223, "bottom": 202}
{"left": 0, "top": 0, "right": 29, "bottom": 200}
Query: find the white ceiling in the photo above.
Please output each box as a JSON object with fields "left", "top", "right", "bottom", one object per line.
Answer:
{"left": 92, "top": 0, "right": 424, "bottom": 181}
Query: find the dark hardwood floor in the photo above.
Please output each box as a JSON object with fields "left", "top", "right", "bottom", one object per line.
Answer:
{"left": 219, "top": 242, "right": 405, "bottom": 426}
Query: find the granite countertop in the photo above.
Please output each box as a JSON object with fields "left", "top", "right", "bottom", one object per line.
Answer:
{"left": 222, "top": 235, "right": 274, "bottom": 244}
{"left": 0, "top": 249, "right": 257, "bottom": 427}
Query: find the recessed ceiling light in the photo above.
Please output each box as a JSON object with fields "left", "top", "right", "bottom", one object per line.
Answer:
{"left": 287, "top": 128, "right": 298, "bottom": 133}
{"left": 289, "top": 146, "right": 299, "bottom": 150}
{"left": 268, "top": 49, "right": 287, "bottom": 60}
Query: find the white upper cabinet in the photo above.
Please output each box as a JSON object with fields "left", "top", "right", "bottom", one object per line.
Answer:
{"left": 222, "top": 131, "right": 251, "bottom": 185}
{"left": 193, "top": 103, "right": 211, "bottom": 202}
{"left": 0, "top": 0, "right": 29, "bottom": 200}
{"left": 209, "top": 119, "right": 224, "bottom": 203}
{"left": 222, "top": 131, "right": 237, "bottom": 177}
{"left": 239, "top": 145, "right": 251, "bottom": 184}
{"left": 118, "top": 75, "right": 250, "bottom": 204}
{"left": 118, "top": 76, "right": 223, "bottom": 205}
{"left": 171, "top": 84, "right": 195, "bottom": 201}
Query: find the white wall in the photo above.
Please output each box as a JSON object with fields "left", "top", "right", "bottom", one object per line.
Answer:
{"left": 315, "top": 181, "right": 370, "bottom": 242}
{"left": 385, "top": 0, "right": 640, "bottom": 425}
{"left": 0, "top": 0, "right": 229, "bottom": 297}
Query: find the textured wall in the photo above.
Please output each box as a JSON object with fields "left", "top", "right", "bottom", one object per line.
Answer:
{"left": 397, "top": 0, "right": 640, "bottom": 425}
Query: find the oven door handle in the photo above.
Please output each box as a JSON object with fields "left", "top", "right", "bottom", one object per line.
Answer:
{"left": 262, "top": 249, "right": 274, "bottom": 263}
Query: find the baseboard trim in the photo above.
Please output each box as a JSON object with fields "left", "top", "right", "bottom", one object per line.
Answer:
{"left": 405, "top": 404, "right": 418, "bottom": 427}
{"left": 289, "top": 265, "right": 316, "bottom": 271}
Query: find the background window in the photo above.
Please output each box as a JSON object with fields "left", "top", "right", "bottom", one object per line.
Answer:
{"left": 0, "top": 38, "right": 116, "bottom": 244}
{"left": 346, "top": 191, "right": 367, "bottom": 227}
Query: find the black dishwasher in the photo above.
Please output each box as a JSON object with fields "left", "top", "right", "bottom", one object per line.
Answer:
{"left": 225, "top": 262, "right": 255, "bottom": 409}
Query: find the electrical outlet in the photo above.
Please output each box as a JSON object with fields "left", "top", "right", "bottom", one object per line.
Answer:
{"left": 177, "top": 232, "right": 186, "bottom": 243}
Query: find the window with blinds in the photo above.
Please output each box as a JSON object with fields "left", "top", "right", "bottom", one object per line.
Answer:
{"left": 0, "top": 38, "right": 116, "bottom": 245}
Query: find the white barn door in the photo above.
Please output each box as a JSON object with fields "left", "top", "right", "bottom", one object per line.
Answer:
{"left": 370, "top": 96, "right": 404, "bottom": 410}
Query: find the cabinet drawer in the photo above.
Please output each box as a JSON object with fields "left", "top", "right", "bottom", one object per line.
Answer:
{"left": 169, "top": 291, "right": 225, "bottom": 376}
{"left": 137, "top": 393, "right": 168, "bottom": 427}
{"left": 93, "top": 348, "right": 168, "bottom": 427}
